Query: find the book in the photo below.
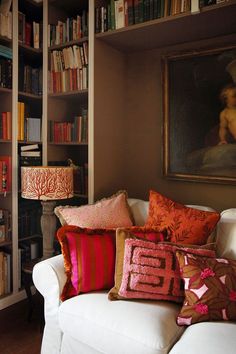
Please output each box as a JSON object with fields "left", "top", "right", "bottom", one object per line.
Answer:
{"left": 0, "top": 156, "right": 12, "bottom": 192}
{"left": 21, "top": 143, "right": 40, "bottom": 151}
{"left": 115, "top": 0, "right": 125, "bottom": 29}
{"left": 21, "top": 150, "right": 41, "bottom": 157}
{"left": 26, "top": 117, "right": 41, "bottom": 142}
{"left": 33, "top": 21, "right": 40, "bottom": 49}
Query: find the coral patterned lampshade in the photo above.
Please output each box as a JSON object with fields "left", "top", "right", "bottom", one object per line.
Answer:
{"left": 21, "top": 166, "right": 74, "bottom": 200}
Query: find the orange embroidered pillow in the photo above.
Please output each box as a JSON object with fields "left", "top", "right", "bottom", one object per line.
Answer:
{"left": 145, "top": 190, "right": 220, "bottom": 245}
{"left": 176, "top": 252, "right": 236, "bottom": 325}
{"left": 57, "top": 225, "right": 116, "bottom": 301}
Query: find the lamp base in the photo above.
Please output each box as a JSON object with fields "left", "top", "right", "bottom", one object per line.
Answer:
{"left": 41, "top": 201, "right": 57, "bottom": 259}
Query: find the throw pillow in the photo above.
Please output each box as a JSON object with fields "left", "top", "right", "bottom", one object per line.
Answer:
{"left": 57, "top": 225, "right": 116, "bottom": 301}
{"left": 54, "top": 190, "right": 134, "bottom": 228}
{"left": 145, "top": 190, "right": 220, "bottom": 245}
{"left": 176, "top": 251, "right": 236, "bottom": 325}
{"left": 108, "top": 227, "right": 166, "bottom": 300}
{"left": 108, "top": 228, "right": 215, "bottom": 301}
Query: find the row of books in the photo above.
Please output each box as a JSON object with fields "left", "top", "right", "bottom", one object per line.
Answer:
{"left": 48, "top": 11, "right": 88, "bottom": 47}
{"left": 0, "top": 155, "right": 11, "bottom": 193}
{"left": 48, "top": 66, "right": 88, "bottom": 93}
{"left": 17, "top": 102, "right": 41, "bottom": 142}
{"left": 0, "top": 208, "right": 11, "bottom": 244}
{"left": 18, "top": 12, "right": 42, "bottom": 49}
{"left": 49, "top": 112, "right": 88, "bottom": 144}
{"left": 95, "top": 0, "right": 189, "bottom": 32}
{"left": 0, "top": 111, "right": 11, "bottom": 140}
{"left": 18, "top": 61, "right": 42, "bottom": 96}
{"left": 0, "top": 57, "right": 12, "bottom": 89}
{"left": 0, "top": 10, "right": 41, "bottom": 49}
{"left": 0, "top": 250, "right": 11, "bottom": 295}
{"left": 50, "top": 42, "right": 88, "bottom": 72}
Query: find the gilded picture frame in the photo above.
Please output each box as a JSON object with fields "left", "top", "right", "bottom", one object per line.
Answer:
{"left": 163, "top": 44, "right": 236, "bottom": 184}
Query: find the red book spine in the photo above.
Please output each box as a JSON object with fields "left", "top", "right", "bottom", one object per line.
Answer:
{"left": 25, "top": 22, "right": 32, "bottom": 46}
{"left": 2, "top": 112, "right": 7, "bottom": 140}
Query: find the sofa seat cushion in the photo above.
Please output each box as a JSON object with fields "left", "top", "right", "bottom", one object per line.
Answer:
{"left": 169, "top": 321, "right": 236, "bottom": 354}
{"left": 58, "top": 292, "right": 184, "bottom": 354}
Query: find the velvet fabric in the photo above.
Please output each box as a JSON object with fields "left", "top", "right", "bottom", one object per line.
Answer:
{"left": 57, "top": 225, "right": 116, "bottom": 301}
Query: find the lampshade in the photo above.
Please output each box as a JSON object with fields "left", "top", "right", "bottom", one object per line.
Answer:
{"left": 21, "top": 166, "right": 74, "bottom": 200}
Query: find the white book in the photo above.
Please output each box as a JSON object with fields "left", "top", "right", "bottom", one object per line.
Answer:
{"left": 115, "top": 0, "right": 125, "bottom": 29}
{"left": 26, "top": 117, "right": 41, "bottom": 142}
{"left": 21, "top": 143, "right": 39, "bottom": 151}
{"left": 21, "top": 150, "right": 41, "bottom": 157}
{"left": 33, "top": 21, "right": 40, "bottom": 49}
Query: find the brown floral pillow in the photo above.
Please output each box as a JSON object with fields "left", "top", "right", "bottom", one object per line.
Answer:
{"left": 176, "top": 251, "right": 236, "bottom": 325}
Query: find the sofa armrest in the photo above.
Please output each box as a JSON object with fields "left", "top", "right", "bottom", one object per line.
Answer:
{"left": 32, "top": 254, "right": 66, "bottom": 354}
{"left": 33, "top": 254, "right": 66, "bottom": 302}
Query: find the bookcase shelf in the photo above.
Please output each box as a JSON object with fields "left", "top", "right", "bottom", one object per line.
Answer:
{"left": 0, "top": 87, "right": 12, "bottom": 94}
{"left": 49, "top": 37, "right": 88, "bottom": 51}
{"left": 19, "top": 234, "right": 42, "bottom": 242}
{"left": 95, "top": 2, "right": 236, "bottom": 52}
{"left": 48, "top": 142, "right": 88, "bottom": 146}
{"left": 48, "top": 89, "right": 88, "bottom": 98}
{"left": 0, "top": 139, "right": 11, "bottom": 143}
{"left": 18, "top": 91, "right": 42, "bottom": 100}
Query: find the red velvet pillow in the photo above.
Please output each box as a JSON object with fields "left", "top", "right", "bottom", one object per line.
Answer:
{"left": 57, "top": 225, "right": 116, "bottom": 301}
{"left": 145, "top": 190, "right": 220, "bottom": 245}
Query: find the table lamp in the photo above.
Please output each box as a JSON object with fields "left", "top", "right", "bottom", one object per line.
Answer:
{"left": 21, "top": 166, "right": 73, "bottom": 259}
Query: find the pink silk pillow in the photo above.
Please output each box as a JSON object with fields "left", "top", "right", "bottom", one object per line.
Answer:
{"left": 57, "top": 225, "right": 116, "bottom": 301}
{"left": 54, "top": 190, "right": 133, "bottom": 228}
{"left": 118, "top": 239, "right": 216, "bottom": 302}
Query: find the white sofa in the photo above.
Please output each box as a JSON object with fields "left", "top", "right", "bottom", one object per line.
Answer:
{"left": 33, "top": 199, "right": 236, "bottom": 354}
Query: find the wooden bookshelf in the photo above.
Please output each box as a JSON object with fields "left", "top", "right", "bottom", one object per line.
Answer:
{"left": 49, "top": 37, "right": 88, "bottom": 51}
{"left": 95, "top": 2, "right": 236, "bottom": 52}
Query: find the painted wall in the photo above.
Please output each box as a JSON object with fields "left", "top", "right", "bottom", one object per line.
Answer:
{"left": 123, "top": 34, "right": 236, "bottom": 211}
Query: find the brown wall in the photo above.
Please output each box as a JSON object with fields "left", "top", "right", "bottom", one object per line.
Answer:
{"left": 123, "top": 34, "right": 236, "bottom": 211}
{"left": 93, "top": 33, "right": 236, "bottom": 211}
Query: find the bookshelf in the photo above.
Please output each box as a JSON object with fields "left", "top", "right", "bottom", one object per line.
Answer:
{"left": 46, "top": 0, "right": 89, "bottom": 199}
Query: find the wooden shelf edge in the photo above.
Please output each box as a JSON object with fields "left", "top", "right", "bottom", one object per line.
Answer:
{"left": 0, "top": 139, "right": 11, "bottom": 143}
{"left": 18, "top": 91, "right": 42, "bottom": 99}
{"left": 49, "top": 37, "right": 88, "bottom": 51}
{"left": 48, "top": 142, "right": 88, "bottom": 146}
{"left": 0, "top": 87, "right": 12, "bottom": 94}
{"left": 48, "top": 89, "right": 88, "bottom": 97}
{"left": 18, "top": 92, "right": 42, "bottom": 100}
{"left": 19, "top": 43, "right": 42, "bottom": 54}
{"left": 19, "top": 234, "right": 42, "bottom": 242}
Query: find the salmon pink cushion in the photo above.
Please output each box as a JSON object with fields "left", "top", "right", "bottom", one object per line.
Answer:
{"left": 57, "top": 225, "right": 116, "bottom": 301}
{"left": 55, "top": 190, "right": 133, "bottom": 229}
{"left": 108, "top": 226, "right": 166, "bottom": 300}
{"left": 145, "top": 190, "right": 220, "bottom": 245}
{"left": 176, "top": 252, "right": 236, "bottom": 325}
{"left": 114, "top": 237, "right": 215, "bottom": 303}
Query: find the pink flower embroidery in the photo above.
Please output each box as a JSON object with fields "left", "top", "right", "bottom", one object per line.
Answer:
{"left": 229, "top": 291, "right": 236, "bottom": 302}
{"left": 200, "top": 268, "right": 215, "bottom": 279}
{"left": 195, "top": 303, "right": 208, "bottom": 315}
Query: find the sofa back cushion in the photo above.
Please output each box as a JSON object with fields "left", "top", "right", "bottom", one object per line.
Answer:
{"left": 216, "top": 209, "right": 236, "bottom": 260}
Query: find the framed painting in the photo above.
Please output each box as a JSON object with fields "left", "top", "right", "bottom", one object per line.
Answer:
{"left": 163, "top": 44, "right": 236, "bottom": 184}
